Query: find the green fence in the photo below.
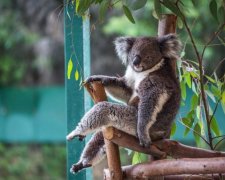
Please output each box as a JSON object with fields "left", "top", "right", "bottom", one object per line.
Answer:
{"left": 0, "top": 86, "right": 66, "bottom": 142}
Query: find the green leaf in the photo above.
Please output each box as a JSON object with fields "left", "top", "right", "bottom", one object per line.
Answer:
{"left": 222, "top": 91, "right": 225, "bottom": 104}
{"left": 126, "top": 0, "right": 147, "bottom": 11}
{"left": 180, "top": 51, "right": 185, "bottom": 58}
{"left": 67, "top": 58, "right": 73, "bottom": 79}
{"left": 190, "top": 94, "right": 198, "bottom": 110}
{"left": 154, "top": 0, "right": 162, "bottom": 19}
{"left": 191, "top": 0, "right": 197, "bottom": 6}
{"left": 206, "top": 90, "right": 216, "bottom": 103}
{"left": 221, "top": 101, "right": 225, "bottom": 114}
{"left": 196, "top": 105, "right": 201, "bottom": 120}
{"left": 170, "top": 122, "right": 176, "bottom": 137}
{"left": 123, "top": 5, "right": 135, "bottom": 24}
{"left": 218, "top": 6, "right": 225, "bottom": 24}
{"left": 180, "top": 81, "right": 186, "bottom": 100}
{"left": 209, "top": 0, "right": 218, "bottom": 22}
{"left": 99, "top": 0, "right": 109, "bottom": 22}
{"left": 211, "top": 85, "right": 221, "bottom": 98}
{"left": 182, "top": 117, "right": 194, "bottom": 136}
{"left": 132, "top": 152, "right": 148, "bottom": 165}
{"left": 177, "top": 17, "right": 183, "bottom": 29}
{"left": 184, "top": 72, "right": 192, "bottom": 88}
{"left": 76, "top": 0, "right": 92, "bottom": 15}
{"left": 205, "top": 75, "right": 216, "bottom": 83}
{"left": 163, "top": 0, "right": 183, "bottom": 18}
{"left": 210, "top": 116, "right": 220, "bottom": 136}
{"left": 191, "top": 81, "right": 197, "bottom": 94}
{"left": 193, "top": 123, "right": 201, "bottom": 145}
{"left": 75, "top": 69, "right": 79, "bottom": 81}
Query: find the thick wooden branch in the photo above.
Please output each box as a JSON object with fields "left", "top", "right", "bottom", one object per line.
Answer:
{"left": 121, "top": 157, "right": 225, "bottom": 178}
{"left": 104, "top": 170, "right": 225, "bottom": 180}
{"left": 103, "top": 126, "right": 225, "bottom": 159}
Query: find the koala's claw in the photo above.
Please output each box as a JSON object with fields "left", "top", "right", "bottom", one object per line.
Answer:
{"left": 66, "top": 130, "right": 86, "bottom": 141}
{"left": 70, "top": 162, "right": 91, "bottom": 174}
{"left": 70, "top": 162, "right": 83, "bottom": 174}
{"left": 139, "top": 140, "right": 151, "bottom": 148}
{"left": 78, "top": 135, "right": 85, "bottom": 141}
{"left": 138, "top": 135, "right": 152, "bottom": 148}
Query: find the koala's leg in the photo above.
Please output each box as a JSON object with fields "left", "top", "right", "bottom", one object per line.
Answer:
{"left": 137, "top": 91, "right": 170, "bottom": 147}
{"left": 67, "top": 101, "right": 137, "bottom": 140}
{"left": 70, "top": 131, "right": 105, "bottom": 174}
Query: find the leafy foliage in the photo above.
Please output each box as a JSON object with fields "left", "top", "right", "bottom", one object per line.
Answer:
{"left": 0, "top": 144, "right": 66, "bottom": 179}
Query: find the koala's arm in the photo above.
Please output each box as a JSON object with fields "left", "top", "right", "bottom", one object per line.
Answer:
{"left": 86, "top": 75, "right": 132, "bottom": 103}
{"left": 137, "top": 85, "right": 170, "bottom": 147}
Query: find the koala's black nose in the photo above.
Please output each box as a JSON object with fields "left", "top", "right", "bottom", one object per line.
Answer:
{"left": 133, "top": 55, "right": 141, "bottom": 66}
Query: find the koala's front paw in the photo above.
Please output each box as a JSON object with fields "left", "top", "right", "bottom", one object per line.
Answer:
{"left": 70, "top": 162, "right": 83, "bottom": 174}
{"left": 66, "top": 129, "right": 86, "bottom": 141}
{"left": 70, "top": 162, "right": 91, "bottom": 174}
{"left": 137, "top": 132, "right": 152, "bottom": 148}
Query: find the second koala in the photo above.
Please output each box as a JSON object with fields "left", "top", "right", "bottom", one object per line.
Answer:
{"left": 67, "top": 34, "right": 182, "bottom": 173}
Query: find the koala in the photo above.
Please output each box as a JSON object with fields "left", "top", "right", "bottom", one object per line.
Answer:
{"left": 67, "top": 33, "right": 182, "bottom": 173}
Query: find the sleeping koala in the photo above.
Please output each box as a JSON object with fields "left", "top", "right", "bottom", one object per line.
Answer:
{"left": 67, "top": 34, "right": 182, "bottom": 173}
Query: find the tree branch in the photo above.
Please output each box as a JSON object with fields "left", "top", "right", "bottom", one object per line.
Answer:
{"left": 121, "top": 157, "right": 225, "bottom": 178}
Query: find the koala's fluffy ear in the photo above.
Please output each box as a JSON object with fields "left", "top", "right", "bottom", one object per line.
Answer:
{"left": 114, "top": 37, "right": 135, "bottom": 64}
{"left": 158, "top": 34, "right": 182, "bottom": 60}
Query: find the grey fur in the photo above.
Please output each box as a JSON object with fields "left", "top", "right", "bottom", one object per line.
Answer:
{"left": 67, "top": 34, "right": 182, "bottom": 173}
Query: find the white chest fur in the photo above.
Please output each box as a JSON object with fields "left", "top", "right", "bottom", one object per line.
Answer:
{"left": 124, "top": 58, "right": 165, "bottom": 102}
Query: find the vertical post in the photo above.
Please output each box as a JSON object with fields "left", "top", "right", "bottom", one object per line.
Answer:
{"left": 158, "top": 14, "right": 177, "bottom": 75}
{"left": 85, "top": 82, "right": 123, "bottom": 180}
{"left": 64, "top": 2, "right": 91, "bottom": 180}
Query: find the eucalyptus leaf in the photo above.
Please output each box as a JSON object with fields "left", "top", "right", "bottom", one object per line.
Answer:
{"left": 182, "top": 117, "right": 194, "bottom": 136}
{"left": 206, "top": 90, "right": 216, "bottom": 103}
{"left": 123, "top": 5, "right": 135, "bottom": 24}
{"left": 218, "top": 6, "right": 225, "bottom": 24}
{"left": 184, "top": 72, "right": 192, "bottom": 88}
{"left": 170, "top": 122, "right": 176, "bottom": 136}
{"left": 126, "top": 0, "right": 147, "bottom": 11}
{"left": 209, "top": 0, "right": 218, "bottom": 22}
{"left": 180, "top": 81, "right": 186, "bottom": 100}
{"left": 191, "top": 94, "right": 198, "bottom": 110}
{"left": 75, "top": 69, "right": 79, "bottom": 81}
{"left": 99, "top": 0, "right": 109, "bottom": 22}
{"left": 193, "top": 123, "right": 201, "bottom": 145}
{"left": 222, "top": 91, "right": 225, "bottom": 104}
{"left": 205, "top": 75, "right": 216, "bottom": 83}
{"left": 154, "top": 0, "right": 162, "bottom": 19}
{"left": 211, "top": 85, "right": 221, "bottom": 98}
{"left": 132, "top": 152, "right": 148, "bottom": 165}
{"left": 67, "top": 58, "right": 73, "bottom": 79}
{"left": 163, "top": 0, "right": 183, "bottom": 18}
{"left": 196, "top": 105, "right": 201, "bottom": 120}
{"left": 210, "top": 116, "right": 220, "bottom": 136}
{"left": 177, "top": 17, "right": 183, "bottom": 29}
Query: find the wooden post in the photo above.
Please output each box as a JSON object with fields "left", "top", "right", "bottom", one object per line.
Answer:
{"left": 84, "top": 82, "right": 123, "bottom": 180}
{"left": 158, "top": 14, "right": 177, "bottom": 76}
